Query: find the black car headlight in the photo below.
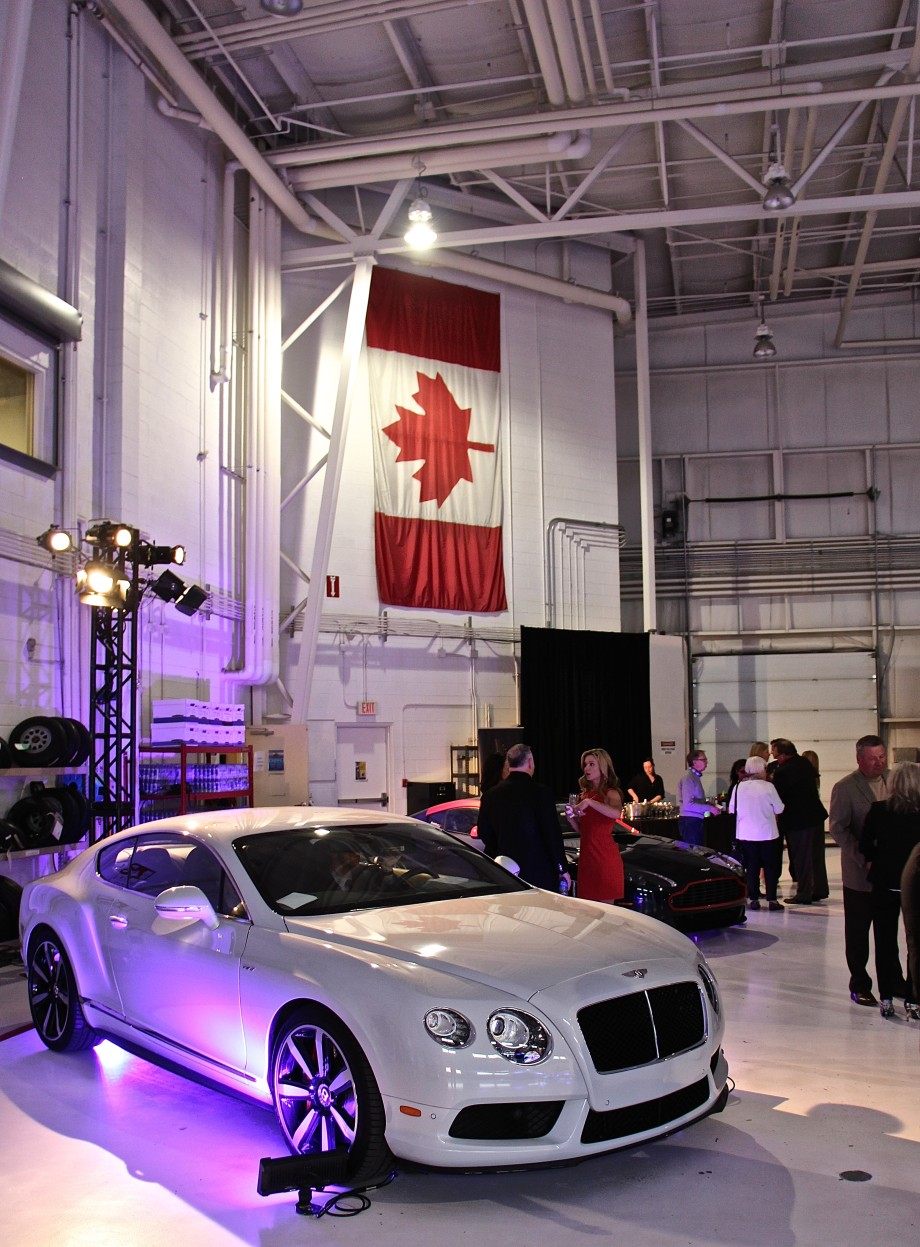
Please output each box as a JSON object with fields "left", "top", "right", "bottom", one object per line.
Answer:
{"left": 698, "top": 962, "right": 721, "bottom": 1016}
{"left": 424, "top": 1008, "right": 473, "bottom": 1048}
{"left": 487, "top": 1009, "right": 552, "bottom": 1064}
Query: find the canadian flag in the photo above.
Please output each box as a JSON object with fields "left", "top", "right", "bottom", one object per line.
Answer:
{"left": 366, "top": 267, "right": 507, "bottom": 612}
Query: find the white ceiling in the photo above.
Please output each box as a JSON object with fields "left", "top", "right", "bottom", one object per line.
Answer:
{"left": 103, "top": 0, "right": 920, "bottom": 336}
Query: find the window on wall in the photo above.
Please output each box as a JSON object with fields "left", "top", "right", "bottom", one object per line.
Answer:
{"left": 0, "top": 351, "right": 35, "bottom": 456}
{"left": 0, "top": 317, "right": 57, "bottom": 476}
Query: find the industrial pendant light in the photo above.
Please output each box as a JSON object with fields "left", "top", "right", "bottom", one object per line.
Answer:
{"left": 404, "top": 193, "right": 437, "bottom": 249}
{"left": 260, "top": 0, "right": 304, "bottom": 15}
{"left": 753, "top": 301, "right": 777, "bottom": 360}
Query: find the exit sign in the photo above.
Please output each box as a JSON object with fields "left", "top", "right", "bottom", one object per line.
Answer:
{"left": 358, "top": 701, "right": 377, "bottom": 716}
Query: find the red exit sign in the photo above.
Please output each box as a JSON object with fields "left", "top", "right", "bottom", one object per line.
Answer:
{"left": 358, "top": 701, "right": 377, "bottom": 716}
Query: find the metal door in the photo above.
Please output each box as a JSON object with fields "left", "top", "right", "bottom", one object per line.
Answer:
{"left": 336, "top": 724, "right": 389, "bottom": 809}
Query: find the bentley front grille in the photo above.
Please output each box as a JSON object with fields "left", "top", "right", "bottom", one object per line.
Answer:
{"left": 577, "top": 981, "right": 706, "bottom": 1073}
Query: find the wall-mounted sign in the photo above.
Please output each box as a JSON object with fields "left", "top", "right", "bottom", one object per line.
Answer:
{"left": 358, "top": 701, "right": 377, "bottom": 716}
{"left": 326, "top": 574, "right": 340, "bottom": 598}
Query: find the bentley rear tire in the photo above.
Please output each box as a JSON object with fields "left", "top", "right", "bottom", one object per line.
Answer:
{"left": 27, "top": 927, "right": 100, "bottom": 1052}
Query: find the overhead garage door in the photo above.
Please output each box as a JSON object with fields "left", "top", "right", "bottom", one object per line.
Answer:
{"left": 693, "top": 650, "right": 878, "bottom": 797}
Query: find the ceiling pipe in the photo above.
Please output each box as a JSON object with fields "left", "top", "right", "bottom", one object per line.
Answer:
{"left": 102, "top": 0, "right": 342, "bottom": 240}
{"left": 521, "top": 0, "right": 567, "bottom": 105}
{"left": 834, "top": 32, "right": 920, "bottom": 346}
{"left": 262, "top": 80, "right": 920, "bottom": 174}
{"left": 545, "top": 0, "right": 587, "bottom": 103}
{"left": 282, "top": 132, "right": 593, "bottom": 191}
{"left": 409, "top": 249, "right": 632, "bottom": 323}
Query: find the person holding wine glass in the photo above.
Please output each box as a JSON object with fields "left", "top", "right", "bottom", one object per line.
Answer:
{"left": 565, "top": 748, "right": 625, "bottom": 903}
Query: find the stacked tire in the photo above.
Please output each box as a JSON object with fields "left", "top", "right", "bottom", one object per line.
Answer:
{"left": 1, "top": 716, "right": 91, "bottom": 768}
{"left": 0, "top": 716, "right": 92, "bottom": 850}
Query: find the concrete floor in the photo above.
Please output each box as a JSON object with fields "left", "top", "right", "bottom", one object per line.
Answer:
{"left": 1, "top": 850, "right": 918, "bottom": 1247}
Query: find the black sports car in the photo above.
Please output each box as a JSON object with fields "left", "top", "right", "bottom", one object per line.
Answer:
{"left": 411, "top": 798, "right": 747, "bottom": 930}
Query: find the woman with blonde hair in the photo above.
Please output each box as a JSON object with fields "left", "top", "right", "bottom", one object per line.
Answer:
{"left": 749, "top": 742, "right": 770, "bottom": 763}
{"left": 565, "top": 748, "right": 624, "bottom": 903}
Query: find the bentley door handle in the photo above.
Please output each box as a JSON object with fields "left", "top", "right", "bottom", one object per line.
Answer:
{"left": 109, "top": 914, "right": 128, "bottom": 928}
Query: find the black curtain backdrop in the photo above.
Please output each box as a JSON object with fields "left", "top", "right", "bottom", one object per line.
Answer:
{"left": 520, "top": 627, "right": 652, "bottom": 802}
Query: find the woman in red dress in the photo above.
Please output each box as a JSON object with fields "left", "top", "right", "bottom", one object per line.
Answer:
{"left": 566, "top": 748, "right": 625, "bottom": 902}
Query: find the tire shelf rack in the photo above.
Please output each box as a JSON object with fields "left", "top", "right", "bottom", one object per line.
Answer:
{"left": 1, "top": 766, "right": 91, "bottom": 886}
{"left": 138, "top": 744, "right": 254, "bottom": 822}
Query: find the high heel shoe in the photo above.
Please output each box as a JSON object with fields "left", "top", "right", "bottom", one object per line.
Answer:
{"left": 879, "top": 998, "right": 895, "bottom": 1018}
{"left": 905, "top": 1001, "right": 920, "bottom": 1021}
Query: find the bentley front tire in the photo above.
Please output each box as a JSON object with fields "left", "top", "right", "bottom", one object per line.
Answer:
{"left": 271, "top": 1006, "right": 392, "bottom": 1185}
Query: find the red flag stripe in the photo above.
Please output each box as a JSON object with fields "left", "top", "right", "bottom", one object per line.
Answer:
{"left": 366, "top": 267, "right": 500, "bottom": 372}
{"left": 374, "top": 514, "right": 507, "bottom": 613}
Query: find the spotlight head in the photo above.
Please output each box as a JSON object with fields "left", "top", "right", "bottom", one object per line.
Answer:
{"left": 257, "top": 1149, "right": 350, "bottom": 1197}
{"left": 174, "top": 584, "right": 208, "bottom": 617}
{"left": 85, "top": 521, "right": 136, "bottom": 551}
{"left": 83, "top": 561, "right": 116, "bottom": 594}
{"left": 76, "top": 565, "right": 130, "bottom": 609}
{"left": 139, "top": 542, "right": 188, "bottom": 566}
{"left": 37, "top": 526, "right": 73, "bottom": 554}
{"left": 150, "top": 570, "right": 185, "bottom": 602}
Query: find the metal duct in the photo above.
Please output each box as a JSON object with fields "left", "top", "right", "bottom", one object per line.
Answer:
{"left": 102, "top": 0, "right": 339, "bottom": 241}
{"left": 0, "top": 258, "right": 83, "bottom": 342}
{"left": 414, "top": 249, "right": 632, "bottom": 323}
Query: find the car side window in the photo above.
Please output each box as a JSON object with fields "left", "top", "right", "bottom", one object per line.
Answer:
{"left": 98, "top": 839, "right": 137, "bottom": 888}
{"left": 181, "top": 842, "right": 246, "bottom": 918}
{"left": 127, "top": 837, "right": 188, "bottom": 897}
{"left": 444, "top": 809, "right": 478, "bottom": 835}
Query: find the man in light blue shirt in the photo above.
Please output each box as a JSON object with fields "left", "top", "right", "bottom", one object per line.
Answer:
{"left": 677, "top": 749, "right": 720, "bottom": 846}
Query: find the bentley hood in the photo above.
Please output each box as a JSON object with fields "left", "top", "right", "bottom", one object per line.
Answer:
{"left": 285, "top": 891, "right": 697, "bottom": 997}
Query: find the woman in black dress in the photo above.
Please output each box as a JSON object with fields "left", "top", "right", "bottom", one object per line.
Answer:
{"left": 859, "top": 761, "right": 920, "bottom": 1019}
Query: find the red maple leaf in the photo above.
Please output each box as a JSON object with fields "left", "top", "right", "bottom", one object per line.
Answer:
{"left": 382, "top": 371, "right": 494, "bottom": 507}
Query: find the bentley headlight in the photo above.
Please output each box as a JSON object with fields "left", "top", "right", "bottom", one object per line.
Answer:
{"left": 424, "top": 1008, "right": 473, "bottom": 1048}
{"left": 487, "top": 1009, "right": 551, "bottom": 1064}
{"left": 698, "top": 961, "right": 721, "bottom": 1015}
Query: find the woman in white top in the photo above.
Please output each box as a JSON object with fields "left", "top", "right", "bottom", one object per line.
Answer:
{"left": 731, "top": 755, "right": 785, "bottom": 911}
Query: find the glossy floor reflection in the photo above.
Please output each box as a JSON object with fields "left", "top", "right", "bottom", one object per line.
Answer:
{"left": 1, "top": 849, "right": 918, "bottom": 1247}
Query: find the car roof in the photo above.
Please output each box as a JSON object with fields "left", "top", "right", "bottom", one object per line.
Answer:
{"left": 417, "top": 798, "right": 480, "bottom": 816}
{"left": 103, "top": 806, "right": 427, "bottom": 846}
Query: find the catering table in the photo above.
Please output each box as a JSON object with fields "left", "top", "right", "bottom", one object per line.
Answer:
{"left": 620, "top": 803, "right": 737, "bottom": 855}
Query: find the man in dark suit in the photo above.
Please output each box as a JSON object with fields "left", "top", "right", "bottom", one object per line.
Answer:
{"left": 771, "top": 739, "right": 828, "bottom": 905}
{"left": 478, "top": 743, "right": 571, "bottom": 893}
{"left": 829, "top": 734, "right": 888, "bottom": 1006}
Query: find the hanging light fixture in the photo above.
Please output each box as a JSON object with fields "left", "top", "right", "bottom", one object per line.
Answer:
{"left": 259, "top": 0, "right": 304, "bottom": 15}
{"left": 762, "top": 117, "right": 795, "bottom": 211}
{"left": 404, "top": 197, "right": 437, "bottom": 249}
{"left": 404, "top": 174, "right": 437, "bottom": 249}
{"left": 753, "top": 301, "right": 778, "bottom": 360}
{"left": 762, "top": 161, "right": 796, "bottom": 211}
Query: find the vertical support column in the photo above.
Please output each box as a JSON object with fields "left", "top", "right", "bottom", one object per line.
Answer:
{"left": 634, "top": 239, "right": 657, "bottom": 632}
{"left": 291, "top": 257, "right": 375, "bottom": 723}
